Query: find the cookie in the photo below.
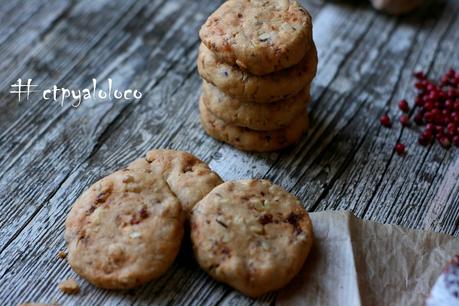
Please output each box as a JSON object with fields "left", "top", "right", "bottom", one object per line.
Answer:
{"left": 127, "top": 150, "right": 223, "bottom": 217}
{"left": 199, "top": 0, "right": 313, "bottom": 75}
{"left": 190, "top": 179, "right": 313, "bottom": 297}
{"left": 199, "top": 96, "right": 309, "bottom": 152}
{"left": 197, "top": 43, "right": 317, "bottom": 103}
{"left": 202, "top": 80, "right": 310, "bottom": 131}
{"left": 65, "top": 169, "right": 184, "bottom": 289}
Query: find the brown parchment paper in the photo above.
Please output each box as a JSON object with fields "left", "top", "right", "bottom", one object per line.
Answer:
{"left": 277, "top": 210, "right": 459, "bottom": 306}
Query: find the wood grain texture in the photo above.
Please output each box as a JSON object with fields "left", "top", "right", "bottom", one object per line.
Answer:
{"left": 0, "top": 0, "right": 458, "bottom": 305}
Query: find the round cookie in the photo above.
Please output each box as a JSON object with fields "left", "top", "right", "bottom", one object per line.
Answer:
{"left": 65, "top": 169, "right": 184, "bottom": 289}
{"left": 127, "top": 149, "right": 223, "bottom": 217}
{"left": 190, "top": 179, "right": 314, "bottom": 297}
{"left": 199, "top": 96, "right": 309, "bottom": 152}
{"left": 202, "top": 80, "right": 310, "bottom": 131}
{"left": 199, "top": 0, "right": 313, "bottom": 75}
{"left": 197, "top": 43, "right": 317, "bottom": 103}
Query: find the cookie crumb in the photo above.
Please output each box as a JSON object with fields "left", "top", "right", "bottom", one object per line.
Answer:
{"left": 57, "top": 251, "right": 67, "bottom": 259}
{"left": 59, "top": 278, "right": 80, "bottom": 294}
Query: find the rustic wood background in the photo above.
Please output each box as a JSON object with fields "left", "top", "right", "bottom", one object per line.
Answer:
{"left": 0, "top": 0, "right": 458, "bottom": 305}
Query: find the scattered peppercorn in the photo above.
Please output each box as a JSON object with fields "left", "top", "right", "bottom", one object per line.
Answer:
{"left": 395, "top": 143, "right": 406, "bottom": 155}
{"left": 399, "top": 99, "right": 410, "bottom": 112}
{"left": 418, "top": 134, "right": 430, "bottom": 146}
{"left": 414, "top": 71, "right": 426, "bottom": 80}
{"left": 382, "top": 68, "right": 459, "bottom": 153}
{"left": 439, "top": 137, "right": 451, "bottom": 149}
{"left": 380, "top": 114, "right": 391, "bottom": 127}
{"left": 400, "top": 115, "right": 410, "bottom": 126}
{"left": 453, "top": 135, "right": 459, "bottom": 147}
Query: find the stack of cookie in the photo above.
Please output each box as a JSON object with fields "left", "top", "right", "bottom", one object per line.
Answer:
{"left": 197, "top": 0, "right": 318, "bottom": 152}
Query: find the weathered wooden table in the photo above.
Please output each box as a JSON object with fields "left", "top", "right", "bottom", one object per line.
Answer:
{"left": 0, "top": 0, "right": 458, "bottom": 305}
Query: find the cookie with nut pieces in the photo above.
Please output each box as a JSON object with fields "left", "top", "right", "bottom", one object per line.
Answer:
{"left": 127, "top": 149, "right": 223, "bottom": 218}
{"left": 190, "top": 179, "right": 313, "bottom": 297}
{"left": 202, "top": 80, "right": 310, "bottom": 131}
{"left": 65, "top": 168, "right": 184, "bottom": 289}
{"left": 199, "top": 96, "right": 309, "bottom": 152}
{"left": 197, "top": 43, "right": 317, "bottom": 103}
{"left": 199, "top": 0, "right": 313, "bottom": 75}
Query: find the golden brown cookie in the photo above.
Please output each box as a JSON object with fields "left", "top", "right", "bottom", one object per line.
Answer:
{"left": 199, "top": 0, "right": 313, "bottom": 75}
{"left": 190, "top": 179, "right": 314, "bottom": 297}
{"left": 199, "top": 95, "right": 309, "bottom": 152}
{"left": 128, "top": 149, "right": 223, "bottom": 217}
{"left": 202, "top": 80, "right": 310, "bottom": 131}
{"left": 197, "top": 43, "right": 317, "bottom": 103}
{"left": 65, "top": 169, "right": 184, "bottom": 289}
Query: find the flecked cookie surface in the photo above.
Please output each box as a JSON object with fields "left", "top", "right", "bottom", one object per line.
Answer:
{"left": 197, "top": 43, "right": 317, "bottom": 103}
{"left": 202, "top": 80, "right": 310, "bottom": 131}
{"left": 199, "top": 96, "right": 309, "bottom": 152}
{"left": 128, "top": 150, "right": 223, "bottom": 217}
{"left": 65, "top": 169, "right": 184, "bottom": 289}
{"left": 199, "top": 0, "right": 313, "bottom": 75}
{"left": 190, "top": 179, "right": 313, "bottom": 297}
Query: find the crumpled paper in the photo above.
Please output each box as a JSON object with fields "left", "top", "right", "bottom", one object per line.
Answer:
{"left": 277, "top": 210, "right": 459, "bottom": 306}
